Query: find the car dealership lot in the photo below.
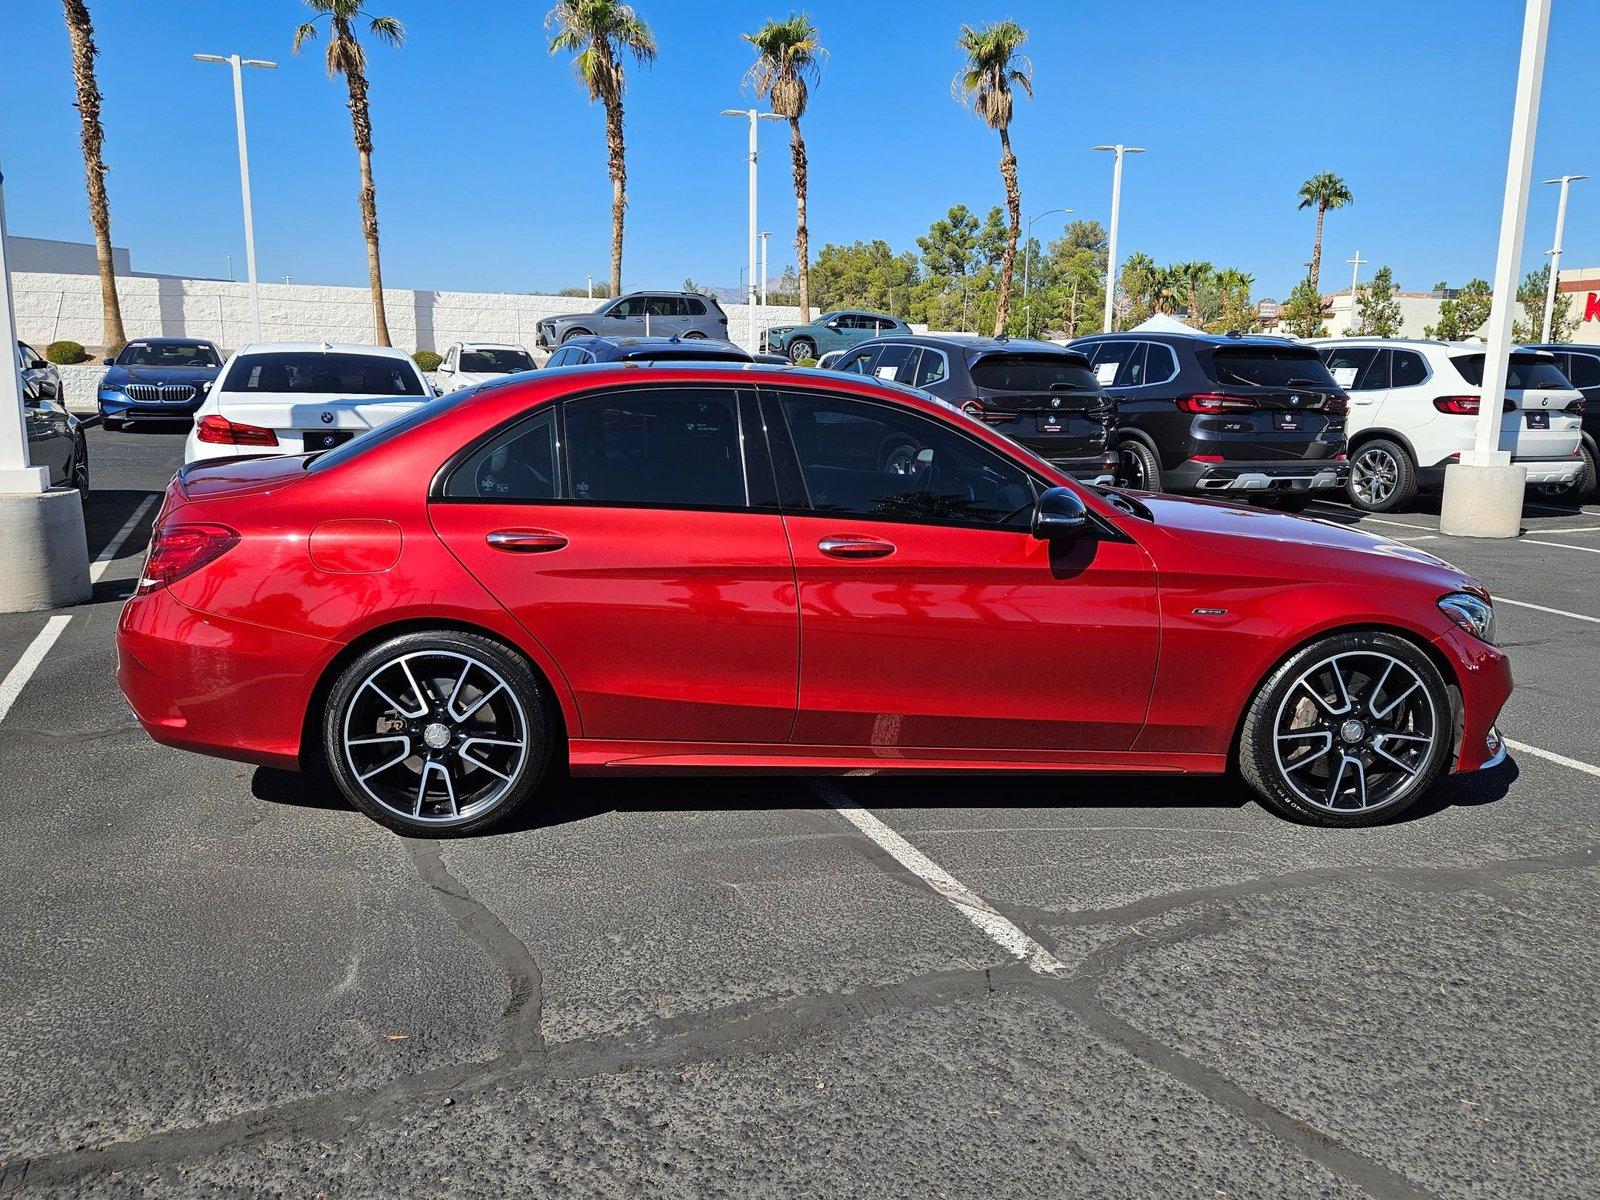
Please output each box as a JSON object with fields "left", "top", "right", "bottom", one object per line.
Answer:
{"left": 1, "top": 426, "right": 1597, "bottom": 1198}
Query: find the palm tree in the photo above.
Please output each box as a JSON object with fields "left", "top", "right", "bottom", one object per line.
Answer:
{"left": 953, "top": 20, "right": 1031, "bottom": 337}
{"left": 547, "top": 1, "right": 656, "bottom": 299}
{"left": 293, "top": 1, "right": 404, "bottom": 347}
{"left": 61, "top": 0, "right": 126, "bottom": 350}
{"left": 1173, "top": 260, "right": 1213, "bottom": 321}
{"left": 744, "top": 14, "right": 824, "bottom": 323}
{"left": 1150, "top": 265, "right": 1183, "bottom": 315}
{"left": 1118, "top": 251, "right": 1156, "bottom": 326}
{"left": 1297, "top": 171, "right": 1353, "bottom": 292}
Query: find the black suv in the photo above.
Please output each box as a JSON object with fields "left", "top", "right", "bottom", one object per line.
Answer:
{"left": 829, "top": 336, "right": 1119, "bottom": 484}
{"left": 1069, "top": 331, "right": 1348, "bottom": 509}
{"left": 544, "top": 335, "right": 757, "bottom": 366}
{"left": 1521, "top": 343, "right": 1598, "bottom": 502}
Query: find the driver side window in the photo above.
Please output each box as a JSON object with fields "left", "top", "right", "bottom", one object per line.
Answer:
{"left": 777, "top": 392, "right": 1035, "bottom": 528}
{"left": 444, "top": 409, "right": 559, "bottom": 501}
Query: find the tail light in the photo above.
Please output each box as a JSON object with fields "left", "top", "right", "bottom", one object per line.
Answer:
{"left": 1324, "top": 393, "right": 1349, "bottom": 415}
{"left": 1189, "top": 454, "right": 1225, "bottom": 464}
{"left": 196, "top": 414, "right": 279, "bottom": 447}
{"left": 1176, "top": 393, "right": 1258, "bottom": 413}
{"left": 1432, "top": 396, "right": 1516, "bottom": 415}
{"left": 1565, "top": 398, "right": 1586, "bottom": 414}
{"left": 137, "top": 522, "right": 240, "bottom": 596}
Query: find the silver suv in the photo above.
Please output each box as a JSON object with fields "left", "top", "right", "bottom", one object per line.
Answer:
{"left": 535, "top": 292, "right": 730, "bottom": 347}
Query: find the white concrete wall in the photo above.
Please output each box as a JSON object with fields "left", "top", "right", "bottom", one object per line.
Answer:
{"left": 12, "top": 271, "right": 802, "bottom": 355}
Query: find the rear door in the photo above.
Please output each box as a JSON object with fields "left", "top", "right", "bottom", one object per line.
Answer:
{"left": 1198, "top": 345, "right": 1346, "bottom": 462}
{"left": 429, "top": 384, "right": 799, "bottom": 743}
{"left": 1320, "top": 346, "right": 1387, "bottom": 432}
{"left": 215, "top": 351, "right": 432, "bottom": 454}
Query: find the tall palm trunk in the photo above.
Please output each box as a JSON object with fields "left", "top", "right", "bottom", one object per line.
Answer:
{"left": 993, "top": 125, "right": 1020, "bottom": 337}
{"left": 789, "top": 117, "right": 810, "bottom": 323}
{"left": 605, "top": 96, "right": 626, "bottom": 297}
{"left": 341, "top": 58, "right": 390, "bottom": 346}
{"left": 1309, "top": 203, "right": 1326, "bottom": 289}
{"left": 62, "top": 0, "right": 125, "bottom": 350}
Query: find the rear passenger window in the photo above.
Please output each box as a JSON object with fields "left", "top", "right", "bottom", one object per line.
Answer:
{"left": 870, "top": 344, "right": 916, "bottom": 382}
{"left": 446, "top": 410, "right": 559, "bottom": 500}
{"left": 1114, "top": 342, "right": 1150, "bottom": 388}
{"left": 1321, "top": 347, "right": 1377, "bottom": 390}
{"left": 1143, "top": 343, "right": 1178, "bottom": 384}
{"left": 563, "top": 388, "right": 746, "bottom": 508}
{"left": 1390, "top": 350, "right": 1427, "bottom": 388}
{"left": 1566, "top": 353, "right": 1600, "bottom": 389}
{"left": 685, "top": 298, "right": 706, "bottom": 316}
{"left": 912, "top": 348, "right": 949, "bottom": 388}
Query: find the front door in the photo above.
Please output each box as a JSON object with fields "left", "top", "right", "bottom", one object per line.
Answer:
{"left": 766, "top": 388, "right": 1160, "bottom": 753}
{"left": 429, "top": 385, "right": 798, "bottom": 744}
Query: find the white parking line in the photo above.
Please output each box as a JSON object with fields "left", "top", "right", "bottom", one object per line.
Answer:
{"left": 808, "top": 780, "right": 1068, "bottom": 977}
{"left": 1505, "top": 738, "right": 1600, "bottom": 778}
{"left": 90, "top": 495, "right": 157, "bottom": 583}
{"left": 1522, "top": 525, "right": 1600, "bottom": 534}
{"left": 1495, "top": 597, "right": 1600, "bottom": 625}
{"left": 1307, "top": 504, "right": 1436, "bottom": 532}
{"left": 0, "top": 616, "right": 72, "bottom": 723}
{"left": 1523, "top": 539, "right": 1600, "bottom": 556}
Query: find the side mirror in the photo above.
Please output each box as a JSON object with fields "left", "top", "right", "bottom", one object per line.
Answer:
{"left": 28, "top": 358, "right": 46, "bottom": 370}
{"left": 1031, "top": 486, "right": 1089, "bottom": 540}
{"left": 102, "top": 357, "right": 114, "bottom": 366}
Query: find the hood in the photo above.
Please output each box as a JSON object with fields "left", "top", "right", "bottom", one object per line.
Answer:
{"left": 104, "top": 363, "right": 220, "bottom": 386}
{"left": 1134, "top": 493, "right": 1477, "bottom": 592}
{"left": 766, "top": 325, "right": 797, "bottom": 339}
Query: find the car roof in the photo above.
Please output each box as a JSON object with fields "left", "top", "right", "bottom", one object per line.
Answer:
{"left": 1083, "top": 330, "right": 1301, "bottom": 349}
{"left": 124, "top": 335, "right": 218, "bottom": 346}
{"left": 230, "top": 341, "right": 415, "bottom": 360}
{"left": 453, "top": 342, "right": 528, "bottom": 351}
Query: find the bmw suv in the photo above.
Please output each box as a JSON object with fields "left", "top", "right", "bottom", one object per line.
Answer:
{"left": 1070, "top": 331, "right": 1348, "bottom": 510}
{"left": 831, "top": 336, "right": 1119, "bottom": 484}
{"left": 535, "top": 292, "right": 730, "bottom": 347}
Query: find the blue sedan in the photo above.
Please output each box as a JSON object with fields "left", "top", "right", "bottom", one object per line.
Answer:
{"left": 98, "top": 338, "right": 224, "bottom": 430}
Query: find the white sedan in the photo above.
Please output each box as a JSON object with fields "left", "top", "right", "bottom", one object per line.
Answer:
{"left": 184, "top": 343, "right": 434, "bottom": 463}
{"left": 433, "top": 342, "right": 537, "bottom": 394}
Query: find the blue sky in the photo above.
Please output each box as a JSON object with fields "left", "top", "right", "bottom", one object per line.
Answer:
{"left": 3, "top": 0, "right": 1596, "bottom": 301}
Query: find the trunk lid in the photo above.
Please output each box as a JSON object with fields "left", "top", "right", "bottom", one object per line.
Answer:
{"left": 966, "top": 350, "right": 1116, "bottom": 452}
{"left": 1190, "top": 344, "right": 1347, "bottom": 462}
{"left": 177, "top": 453, "right": 310, "bottom": 502}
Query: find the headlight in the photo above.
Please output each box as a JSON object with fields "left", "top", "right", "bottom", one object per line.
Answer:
{"left": 1439, "top": 592, "right": 1495, "bottom": 644}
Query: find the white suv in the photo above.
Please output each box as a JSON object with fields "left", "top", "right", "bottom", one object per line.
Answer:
{"left": 184, "top": 343, "right": 434, "bottom": 463}
{"left": 433, "top": 342, "right": 536, "bottom": 394}
{"left": 1310, "top": 338, "right": 1584, "bottom": 511}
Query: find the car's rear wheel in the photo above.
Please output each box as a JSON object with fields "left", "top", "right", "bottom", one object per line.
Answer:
{"left": 71, "top": 437, "right": 89, "bottom": 496}
{"left": 322, "top": 631, "right": 553, "bottom": 837}
{"left": 1238, "top": 631, "right": 1453, "bottom": 826}
{"left": 1534, "top": 441, "right": 1596, "bottom": 505}
{"left": 1117, "top": 440, "right": 1162, "bottom": 492}
{"left": 682, "top": 331, "right": 706, "bottom": 340}
{"left": 1347, "top": 439, "right": 1416, "bottom": 512}
{"left": 788, "top": 338, "right": 816, "bottom": 364}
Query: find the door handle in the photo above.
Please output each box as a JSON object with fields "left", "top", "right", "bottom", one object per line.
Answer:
{"left": 818, "top": 535, "right": 895, "bottom": 559}
{"left": 486, "top": 529, "right": 568, "bottom": 553}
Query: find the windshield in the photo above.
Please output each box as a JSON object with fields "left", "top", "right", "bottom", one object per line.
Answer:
{"left": 1207, "top": 347, "right": 1337, "bottom": 389}
{"left": 1452, "top": 353, "right": 1571, "bottom": 390}
{"left": 221, "top": 351, "right": 426, "bottom": 396}
{"left": 460, "top": 348, "right": 535, "bottom": 373}
{"left": 117, "top": 342, "right": 221, "bottom": 369}
{"left": 306, "top": 389, "right": 475, "bottom": 473}
{"left": 971, "top": 353, "right": 1100, "bottom": 393}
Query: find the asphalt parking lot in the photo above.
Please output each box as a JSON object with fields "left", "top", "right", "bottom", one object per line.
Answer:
{"left": 1, "top": 425, "right": 1597, "bottom": 1199}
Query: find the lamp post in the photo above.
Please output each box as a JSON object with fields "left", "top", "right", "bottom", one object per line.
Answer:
{"left": 586, "top": 274, "right": 594, "bottom": 300}
{"left": 1540, "top": 174, "right": 1586, "bottom": 342}
{"left": 1345, "top": 250, "right": 1367, "bottom": 334}
{"left": 722, "top": 108, "right": 783, "bottom": 352}
{"left": 195, "top": 53, "right": 276, "bottom": 342}
{"left": 1093, "top": 144, "right": 1145, "bottom": 332}
{"left": 1022, "top": 207, "right": 1071, "bottom": 338}
{"left": 1440, "top": 0, "right": 1550, "bottom": 539}
{"left": 758, "top": 230, "right": 771, "bottom": 344}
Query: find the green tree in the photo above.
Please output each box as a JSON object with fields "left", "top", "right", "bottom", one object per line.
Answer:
{"left": 1171, "top": 260, "right": 1214, "bottom": 322}
{"left": 1350, "top": 265, "right": 1403, "bottom": 337}
{"left": 546, "top": 0, "right": 656, "bottom": 299}
{"left": 953, "top": 20, "right": 1031, "bottom": 337}
{"left": 1207, "top": 268, "right": 1257, "bottom": 334}
{"left": 61, "top": 0, "right": 125, "bottom": 349}
{"left": 1280, "top": 277, "right": 1327, "bottom": 338}
{"left": 294, "top": 0, "right": 405, "bottom": 346}
{"left": 1425, "top": 278, "right": 1492, "bottom": 340}
{"left": 1297, "top": 171, "right": 1353, "bottom": 292}
{"left": 1117, "top": 251, "right": 1157, "bottom": 328}
{"left": 809, "top": 240, "right": 919, "bottom": 313}
{"left": 1512, "top": 264, "right": 1575, "bottom": 343}
{"left": 744, "top": 13, "right": 823, "bottom": 323}
{"left": 1033, "top": 219, "right": 1108, "bottom": 338}
{"left": 916, "top": 204, "right": 980, "bottom": 278}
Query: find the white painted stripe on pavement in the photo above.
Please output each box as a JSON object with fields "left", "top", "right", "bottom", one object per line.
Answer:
{"left": 90, "top": 495, "right": 157, "bottom": 583}
{"left": 1495, "top": 597, "right": 1600, "bottom": 625}
{"left": 1505, "top": 738, "right": 1600, "bottom": 779}
{"left": 1524, "top": 539, "right": 1600, "bottom": 556}
{"left": 1390, "top": 534, "right": 1438, "bottom": 542}
{"left": 808, "top": 779, "right": 1068, "bottom": 977}
{"left": 1307, "top": 504, "right": 1436, "bottom": 532}
{"left": 0, "top": 616, "right": 72, "bottom": 723}
{"left": 1522, "top": 525, "right": 1600, "bottom": 534}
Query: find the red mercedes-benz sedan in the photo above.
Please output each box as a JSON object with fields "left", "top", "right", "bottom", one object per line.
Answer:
{"left": 117, "top": 363, "right": 1511, "bottom": 835}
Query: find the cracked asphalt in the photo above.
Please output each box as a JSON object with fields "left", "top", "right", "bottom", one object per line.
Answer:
{"left": 1, "top": 425, "right": 1596, "bottom": 1198}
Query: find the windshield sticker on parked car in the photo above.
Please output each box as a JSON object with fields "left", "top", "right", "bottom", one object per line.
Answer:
{"left": 1094, "top": 361, "right": 1119, "bottom": 385}
{"left": 1331, "top": 367, "right": 1359, "bottom": 387}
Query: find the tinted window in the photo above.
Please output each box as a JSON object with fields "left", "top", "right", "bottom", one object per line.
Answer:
{"left": 1144, "top": 343, "right": 1178, "bottom": 383}
{"left": 841, "top": 347, "right": 881, "bottom": 376}
{"left": 221, "top": 352, "right": 424, "bottom": 395}
{"left": 645, "top": 296, "right": 678, "bottom": 317}
{"left": 445, "top": 409, "right": 558, "bottom": 500}
{"left": 564, "top": 388, "right": 745, "bottom": 508}
{"left": 1085, "top": 341, "right": 1140, "bottom": 387}
{"left": 1390, "top": 350, "right": 1428, "bottom": 388}
{"left": 869, "top": 344, "right": 917, "bottom": 382}
{"left": 545, "top": 347, "right": 571, "bottom": 367}
{"left": 1453, "top": 353, "right": 1570, "bottom": 389}
{"left": 685, "top": 298, "right": 706, "bottom": 316}
{"left": 118, "top": 342, "right": 221, "bottom": 369}
{"left": 912, "top": 348, "right": 949, "bottom": 388}
{"left": 780, "top": 393, "right": 1034, "bottom": 526}
{"left": 460, "top": 348, "right": 535, "bottom": 373}
{"left": 610, "top": 297, "right": 642, "bottom": 317}
{"left": 970, "top": 353, "right": 1100, "bottom": 393}
{"left": 1207, "top": 348, "right": 1338, "bottom": 388}
{"left": 1566, "top": 352, "right": 1600, "bottom": 389}
{"left": 1320, "top": 346, "right": 1378, "bottom": 390}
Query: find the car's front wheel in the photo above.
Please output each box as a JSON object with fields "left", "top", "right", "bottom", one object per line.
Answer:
{"left": 787, "top": 338, "right": 816, "bottom": 364}
{"left": 560, "top": 328, "right": 592, "bottom": 344}
{"left": 1238, "top": 631, "right": 1453, "bottom": 826}
{"left": 322, "top": 631, "right": 553, "bottom": 837}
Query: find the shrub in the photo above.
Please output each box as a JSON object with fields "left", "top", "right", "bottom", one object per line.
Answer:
{"left": 412, "top": 349, "right": 442, "bottom": 372}
{"left": 45, "top": 340, "right": 91, "bottom": 365}
{"left": 795, "top": 358, "right": 818, "bottom": 367}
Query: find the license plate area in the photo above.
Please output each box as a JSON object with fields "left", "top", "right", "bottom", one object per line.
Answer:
{"left": 1525, "top": 410, "right": 1549, "bottom": 430}
{"left": 1272, "top": 412, "right": 1303, "bottom": 431}
{"left": 304, "top": 430, "right": 355, "bottom": 450}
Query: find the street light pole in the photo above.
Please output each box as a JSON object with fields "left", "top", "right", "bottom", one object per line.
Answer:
{"left": 195, "top": 52, "right": 276, "bottom": 343}
{"left": 1022, "top": 207, "right": 1071, "bottom": 338}
{"left": 1345, "top": 250, "right": 1367, "bottom": 334}
{"left": 758, "top": 230, "right": 771, "bottom": 344}
{"left": 1093, "top": 144, "right": 1145, "bottom": 332}
{"left": 721, "top": 108, "right": 782, "bottom": 353}
{"left": 1440, "top": 0, "right": 1550, "bottom": 539}
{"left": 1540, "top": 174, "right": 1586, "bottom": 342}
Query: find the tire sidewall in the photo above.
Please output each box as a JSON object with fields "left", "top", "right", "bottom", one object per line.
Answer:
{"left": 1347, "top": 439, "right": 1415, "bottom": 513}
{"left": 788, "top": 338, "right": 815, "bottom": 363}
{"left": 1119, "top": 440, "right": 1162, "bottom": 492}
